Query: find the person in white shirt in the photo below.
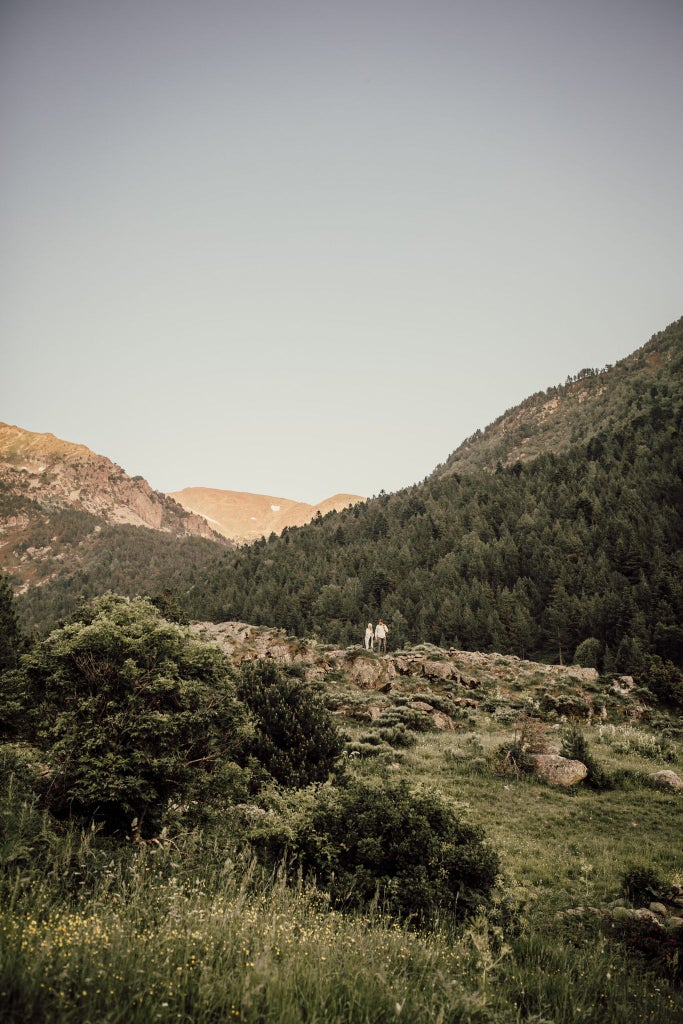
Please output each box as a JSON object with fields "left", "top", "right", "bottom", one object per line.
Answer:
{"left": 375, "top": 619, "right": 388, "bottom": 653}
{"left": 364, "top": 623, "right": 374, "bottom": 650}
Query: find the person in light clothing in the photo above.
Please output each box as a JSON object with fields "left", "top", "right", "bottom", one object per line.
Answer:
{"left": 364, "top": 623, "right": 374, "bottom": 650}
{"left": 375, "top": 619, "right": 388, "bottom": 653}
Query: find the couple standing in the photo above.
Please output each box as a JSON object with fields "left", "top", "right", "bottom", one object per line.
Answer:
{"left": 364, "top": 619, "right": 388, "bottom": 654}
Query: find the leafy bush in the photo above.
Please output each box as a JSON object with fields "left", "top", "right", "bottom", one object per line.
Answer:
{"left": 13, "top": 595, "right": 248, "bottom": 833}
{"left": 295, "top": 778, "right": 499, "bottom": 924}
{"left": 574, "top": 637, "right": 602, "bottom": 669}
{"left": 492, "top": 716, "right": 550, "bottom": 776}
{"left": 638, "top": 655, "right": 683, "bottom": 709}
{"left": 237, "top": 660, "right": 344, "bottom": 788}
{"left": 540, "top": 692, "right": 591, "bottom": 718}
{"left": 620, "top": 866, "right": 666, "bottom": 905}
{"left": 608, "top": 916, "right": 682, "bottom": 982}
{"left": 560, "top": 725, "right": 612, "bottom": 789}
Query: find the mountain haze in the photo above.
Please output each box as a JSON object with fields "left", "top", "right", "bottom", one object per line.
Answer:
{"left": 169, "top": 487, "right": 365, "bottom": 543}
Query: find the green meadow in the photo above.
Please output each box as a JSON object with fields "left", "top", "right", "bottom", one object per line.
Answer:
{"left": 2, "top": 707, "right": 682, "bottom": 1024}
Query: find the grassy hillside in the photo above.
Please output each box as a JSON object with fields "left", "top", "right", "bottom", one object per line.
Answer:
{"left": 2, "top": 612, "right": 682, "bottom": 1023}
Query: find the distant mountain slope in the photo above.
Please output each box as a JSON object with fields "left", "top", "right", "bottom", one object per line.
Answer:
{"left": 184, "top": 317, "right": 683, "bottom": 677}
{"left": 169, "top": 487, "right": 365, "bottom": 543}
{"left": 434, "top": 316, "right": 682, "bottom": 477}
{"left": 0, "top": 423, "right": 222, "bottom": 540}
{"left": 0, "top": 423, "right": 229, "bottom": 630}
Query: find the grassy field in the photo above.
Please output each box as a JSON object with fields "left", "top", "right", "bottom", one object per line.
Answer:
{"left": 1, "top": 701, "right": 682, "bottom": 1023}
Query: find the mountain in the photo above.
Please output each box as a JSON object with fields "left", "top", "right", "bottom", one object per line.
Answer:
{"left": 180, "top": 316, "right": 683, "bottom": 679}
{"left": 169, "top": 487, "right": 365, "bottom": 543}
{"left": 434, "top": 319, "right": 681, "bottom": 477}
{"left": 0, "top": 423, "right": 229, "bottom": 629}
{"left": 0, "top": 423, "right": 221, "bottom": 540}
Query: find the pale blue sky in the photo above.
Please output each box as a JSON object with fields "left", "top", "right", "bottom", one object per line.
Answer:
{"left": 2, "top": 0, "right": 681, "bottom": 503}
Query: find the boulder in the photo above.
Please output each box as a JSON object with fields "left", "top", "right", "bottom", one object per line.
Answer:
{"left": 530, "top": 754, "right": 588, "bottom": 787}
{"left": 341, "top": 654, "right": 396, "bottom": 690}
{"left": 421, "top": 660, "right": 459, "bottom": 682}
{"left": 648, "top": 770, "right": 683, "bottom": 791}
{"left": 432, "top": 710, "right": 456, "bottom": 731}
{"left": 611, "top": 675, "right": 635, "bottom": 694}
{"left": 411, "top": 700, "right": 434, "bottom": 713}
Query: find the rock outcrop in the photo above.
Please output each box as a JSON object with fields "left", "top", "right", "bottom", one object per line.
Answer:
{"left": 0, "top": 422, "right": 223, "bottom": 541}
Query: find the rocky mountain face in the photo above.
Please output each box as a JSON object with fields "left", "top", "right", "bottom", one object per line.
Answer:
{"left": 169, "top": 487, "right": 365, "bottom": 543}
{"left": 0, "top": 423, "right": 230, "bottom": 617}
{"left": 0, "top": 423, "right": 222, "bottom": 540}
{"left": 434, "top": 316, "right": 682, "bottom": 477}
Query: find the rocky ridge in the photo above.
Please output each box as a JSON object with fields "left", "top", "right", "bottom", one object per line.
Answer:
{"left": 193, "top": 621, "right": 682, "bottom": 789}
{"left": 0, "top": 422, "right": 223, "bottom": 541}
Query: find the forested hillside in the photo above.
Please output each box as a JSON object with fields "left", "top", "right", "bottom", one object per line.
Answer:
{"left": 435, "top": 318, "right": 681, "bottom": 476}
{"left": 184, "top": 318, "right": 683, "bottom": 674}
{"left": 4, "top": 492, "right": 226, "bottom": 634}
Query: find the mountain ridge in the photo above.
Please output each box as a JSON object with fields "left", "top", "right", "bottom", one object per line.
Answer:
{"left": 434, "top": 317, "right": 682, "bottom": 477}
{"left": 169, "top": 486, "right": 365, "bottom": 543}
{"left": 0, "top": 422, "right": 223, "bottom": 541}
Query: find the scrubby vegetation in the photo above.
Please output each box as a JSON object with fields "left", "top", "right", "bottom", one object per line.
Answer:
{"left": 1, "top": 587, "right": 682, "bottom": 1023}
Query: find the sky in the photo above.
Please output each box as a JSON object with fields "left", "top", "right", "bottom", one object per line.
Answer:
{"left": 1, "top": 0, "right": 682, "bottom": 505}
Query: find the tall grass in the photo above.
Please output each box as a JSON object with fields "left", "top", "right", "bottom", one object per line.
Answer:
{"left": 2, "top": 716, "right": 683, "bottom": 1024}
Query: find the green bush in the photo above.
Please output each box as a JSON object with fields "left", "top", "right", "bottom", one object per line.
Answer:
{"left": 0, "top": 575, "right": 23, "bottom": 676}
{"left": 13, "top": 595, "right": 248, "bottom": 833}
{"left": 620, "top": 865, "right": 666, "bottom": 905}
{"left": 237, "top": 661, "right": 344, "bottom": 788}
{"left": 561, "top": 725, "right": 612, "bottom": 789}
{"left": 574, "top": 637, "right": 602, "bottom": 669}
{"left": 297, "top": 778, "right": 499, "bottom": 924}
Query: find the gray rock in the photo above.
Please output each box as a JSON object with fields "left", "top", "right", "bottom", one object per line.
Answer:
{"left": 648, "top": 770, "right": 683, "bottom": 790}
{"left": 530, "top": 754, "right": 588, "bottom": 787}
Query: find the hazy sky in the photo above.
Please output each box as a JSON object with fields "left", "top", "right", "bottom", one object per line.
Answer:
{"left": 2, "top": 0, "right": 682, "bottom": 504}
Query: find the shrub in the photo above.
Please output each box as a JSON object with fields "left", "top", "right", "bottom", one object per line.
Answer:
{"left": 608, "top": 916, "right": 682, "bottom": 982}
{"left": 620, "top": 865, "right": 666, "bottom": 904}
{"left": 14, "top": 595, "right": 248, "bottom": 833}
{"left": 237, "top": 660, "right": 344, "bottom": 788}
{"left": 574, "top": 637, "right": 602, "bottom": 669}
{"left": 540, "top": 692, "right": 591, "bottom": 718}
{"left": 492, "top": 716, "right": 550, "bottom": 776}
{"left": 297, "top": 778, "right": 499, "bottom": 924}
{"left": 638, "top": 655, "right": 683, "bottom": 709}
{"left": 560, "top": 725, "right": 612, "bottom": 789}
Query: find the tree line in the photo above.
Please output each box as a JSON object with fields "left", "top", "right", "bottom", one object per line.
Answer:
{"left": 184, "top": 374, "right": 682, "bottom": 690}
